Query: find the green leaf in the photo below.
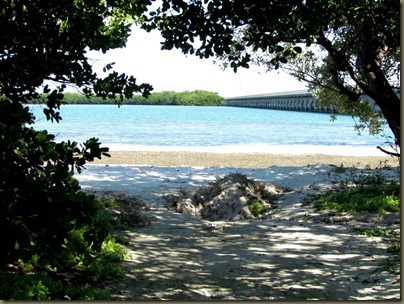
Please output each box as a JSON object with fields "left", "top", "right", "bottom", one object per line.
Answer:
{"left": 35, "top": 130, "right": 48, "bottom": 142}
{"left": 293, "top": 46, "right": 302, "bottom": 53}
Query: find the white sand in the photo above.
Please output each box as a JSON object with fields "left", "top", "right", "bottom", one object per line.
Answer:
{"left": 76, "top": 163, "right": 400, "bottom": 300}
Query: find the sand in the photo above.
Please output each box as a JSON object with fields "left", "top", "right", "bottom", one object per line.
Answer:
{"left": 76, "top": 151, "right": 400, "bottom": 300}
{"left": 92, "top": 151, "right": 398, "bottom": 169}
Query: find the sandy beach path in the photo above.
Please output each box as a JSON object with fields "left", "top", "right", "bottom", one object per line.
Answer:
{"left": 76, "top": 162, "right": 400, "bottom": 300}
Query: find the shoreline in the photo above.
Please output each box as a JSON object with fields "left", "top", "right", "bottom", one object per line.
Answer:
{"left": 92, "top": 151, "right": 398, "bottom": 169}
{"left": 105, "top": 144, "right": 390, "bottom": 156}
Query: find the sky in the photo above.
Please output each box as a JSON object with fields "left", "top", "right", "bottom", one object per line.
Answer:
{"left": 88, "top": 27, "right": 307, "bottom": 98}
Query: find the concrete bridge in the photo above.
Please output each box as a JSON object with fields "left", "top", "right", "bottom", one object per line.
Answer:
{"left": 223, "top": 89, "right": 384, "bottom": 113}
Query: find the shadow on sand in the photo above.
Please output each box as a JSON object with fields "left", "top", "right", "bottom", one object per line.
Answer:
{"left": 78, "top": 164, "right": 400, "bottom": 300}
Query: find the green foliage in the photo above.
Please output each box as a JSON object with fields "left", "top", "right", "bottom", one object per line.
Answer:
{"left": 83, "top": 237, "right": 127, "bottom": 281}
{"left": 143, "top": 0, "right": 400, "bottom": 148}
{"left": 0, "top": 99, "right": 113, "bottom": 265}
{"left": 96, "top": 194, "right": 151, "bottom": 229}
{"left": 0, "top": 200, "right": 129, "bottom": 300}
{"left": 0, "top": 0, "right": 156, "bottom": 295}
{"left": 0, "top": 268, "right": 110, "bottom": 300}
{"left": 309, "top": 167, "right": 400, "bottom": 275}
{"left": 1, "top": 0, "right": 153, "bottom": 107}
{"left": 313, "top": 87, "right": 388, "bottom": 137}
{"left": 101, "top": 197, "right": 121, "bottom": 208}
{"left": 0, "top": 243, "right": 123, "bottom": 300}
{"left": 32, "top": 90, "right": 225, "bottom": 106}
{"left": 138, "top": 90, "right": 224, "bottom": 106}
{"left": 64, "top": 283, "right": 111, "bottom": 300}
{"left": 354, "top": 227, "right": 398, "bottom": 238}
{"left": 0, "top": 270, "right": 61, "bottom": 300}
{"left": 0, "top": 1, "right": 161, "bottom": 299}
{"left": 306, "top": 166, "right": 401, "bottom": 276}
{"left": 248, "top": 199, "right": 267, "bottom": 217}
{"left": 330, "top": 164, "right": 399, "bottom": 191}
{"left": 312, "top": 182, "right": 400, "bottom": 215}
{"left": 0, "top": 0, "right": 156, "bottom": 269}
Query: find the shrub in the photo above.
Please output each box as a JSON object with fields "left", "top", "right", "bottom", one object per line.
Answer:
{"left": 0, "top": 270, "right": 61, "bottom": 300}
{"left": 313, "top": 182, "right": 400, "bottom": 215}
{"left": 248, "top": 199, "right": 267, "bottom": 216}
{"left": 0, "top": 99, "right": 110, "bottom": 269}
{"left": 0, "top": 269, "right": 111, "bottom": 300}
{"left": 0, "top": 205, "right": 127, "bottom": 300}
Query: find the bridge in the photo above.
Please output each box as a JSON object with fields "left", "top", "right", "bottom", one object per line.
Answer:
{"left": 223, "top": 89, "right": 382, "bottom": 113}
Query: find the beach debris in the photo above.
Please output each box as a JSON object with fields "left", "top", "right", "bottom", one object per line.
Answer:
{"left": 86, "top": 190, "right": 151, "bottom": 227}
{"left": 164, "top": 173, "right": 283, "bottom": 221}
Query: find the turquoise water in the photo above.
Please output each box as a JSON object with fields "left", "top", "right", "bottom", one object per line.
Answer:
{"left": 29, "top": 105, "right": 392, "bottom": 153}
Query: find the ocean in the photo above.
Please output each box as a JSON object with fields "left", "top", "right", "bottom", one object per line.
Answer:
{"left": 29, "top": 104, "right": 393, "bottom": 156}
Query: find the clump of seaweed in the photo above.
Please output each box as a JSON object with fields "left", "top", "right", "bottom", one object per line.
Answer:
{"left": 164, "top": 173, "right": 283, "bottom": 221}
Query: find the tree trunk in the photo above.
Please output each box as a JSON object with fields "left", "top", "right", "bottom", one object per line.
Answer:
{"left": 356, "top": 23, "right": 401, "bottom": 149}
{"left": 364, "top": 86, "right": 400, "bottom": 147}
{"left": 318, "top": 34, "right": 401, "bottom": 151}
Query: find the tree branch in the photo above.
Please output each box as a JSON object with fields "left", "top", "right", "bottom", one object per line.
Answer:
{"left": 316, "top": 32, "right": 363, "bottom": 100}
{"left": 376, "top": 146, "right": 400, "bottom": 157}
{"left": 281, "top": 66, "right": 340, "bottom": 93}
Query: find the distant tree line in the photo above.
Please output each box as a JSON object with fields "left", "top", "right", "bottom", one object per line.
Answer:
{"left": 40, "top": 90, "right": 225, "bottom": 106}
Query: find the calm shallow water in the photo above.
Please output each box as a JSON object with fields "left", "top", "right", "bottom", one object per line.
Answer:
{"left": 29, "top": 105, "right": 393, "bottom": 155}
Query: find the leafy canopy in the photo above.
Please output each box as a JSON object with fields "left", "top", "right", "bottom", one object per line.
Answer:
{"left": 1, "top": 0, "right": 153, "bottom": 109}
{"left": 0, "top": 0, "right": 153, "bottom": 268}
{"left": 142, "top": 0, "right": 400, "bottom": 151}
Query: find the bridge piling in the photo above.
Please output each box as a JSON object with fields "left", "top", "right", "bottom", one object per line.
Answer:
{"left": 223, "top": 89, "right": 399, "bottom": 113}
{"left": 223, "top": 90, "right": 334, "bottom": 113}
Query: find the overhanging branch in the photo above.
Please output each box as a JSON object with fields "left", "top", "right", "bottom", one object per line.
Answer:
{"left": 377, "top": 146, "right": 400, "bottom": 157}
